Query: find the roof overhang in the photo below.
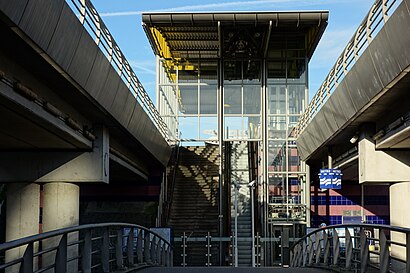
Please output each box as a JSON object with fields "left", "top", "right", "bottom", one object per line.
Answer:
{"left": 142, "top": 11, "right": 328, "bottom": 60}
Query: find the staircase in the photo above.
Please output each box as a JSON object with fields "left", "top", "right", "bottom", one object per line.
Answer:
{"left": 168, "top": 144, "right": 220, "bottom": 266}
{"left": 230, "top": 142, "right": 253, "bottom": 267}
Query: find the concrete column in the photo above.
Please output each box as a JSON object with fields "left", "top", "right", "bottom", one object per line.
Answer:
{"left": 5, "top": 183, "right": 40, "bottom": 272}
{"left": 390, "top": 182, "right": 410, "bottom": 266}
{"left": 42, "top": 183, "right": 79, "bottom": 273}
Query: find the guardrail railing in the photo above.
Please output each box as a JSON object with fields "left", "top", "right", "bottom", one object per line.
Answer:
{"left": 290, "top": 224, "right": 410, "bottom": 273}
{"left": 66, "top": 0, "right": 170, "bottom": 141}
{"left": 295, "top": 0, "right": 401, "bottom": 137}
{"left": 0, "top": 223, "right": 173, "bottom": 272}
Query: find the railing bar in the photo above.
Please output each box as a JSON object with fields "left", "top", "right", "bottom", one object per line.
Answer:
{"left": 33, "top": 246, "right": 58, "bottom": 257}
{"left": 0, "top": 258, "right": 23, "bottom": 269}
{"left": 91, "top": 263, "right": 101, "bottom": 269}
{"left": 91, "top": 249, "right": 101, "bottom": 254}
{"left": 91, "top": 236, "right": 103, "bottom": 241}
{"left": 34, "top": 263, "right": 55, "bottom": 273}
{"left": 67, "top": 256, "right": 81, "bottom": 263}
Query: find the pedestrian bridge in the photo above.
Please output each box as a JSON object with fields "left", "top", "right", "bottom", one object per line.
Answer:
{"left": 1, "top": 222, "right": 409, "bottom": 273}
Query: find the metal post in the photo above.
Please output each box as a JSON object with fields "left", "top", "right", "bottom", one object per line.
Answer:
{"left": 82, "top": 230, "right": 92, "bottom": 273}
{"left": 181, "top": 232, "right": 187, "bottom": 267}
{"left": 55, "top": 234, "right": 68, "bottom": 273}
{"left": 205, "top": 232, "right": 212, "bottom": 266}
{"left": 250, "top": 181, "right": 256, "bottom": 267}
{"left": 234, "top": 181, "right": 238, "bottom": 267}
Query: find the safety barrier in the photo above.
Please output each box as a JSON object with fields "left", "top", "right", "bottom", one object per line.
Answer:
{"left": 295, "top": 0, "right": 401, "bottom": 137}
{"left": 290, "top": 224, "right": 410, "bottom": 273}
{"left": 66, "top": 0, "right": 171, "bottom": 141}
{"left": 0, "top": 223, "right": 173, "bottom": 272}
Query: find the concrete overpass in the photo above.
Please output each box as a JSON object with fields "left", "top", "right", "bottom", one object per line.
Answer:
{"left": 296, "top": 0, "right": 410, "bottom": 237}
{"left": 0, "top": 0, "right": 171, "bottom": 247}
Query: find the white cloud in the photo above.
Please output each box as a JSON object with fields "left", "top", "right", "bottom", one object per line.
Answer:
{"left": 129, "top": 60, "right": 156, "bottom": 75}
{"left": 310, "top": 27, "right": 356, "bottom": 70}
{"left": 99, "top": 0, "right": 352, "bottom": 17}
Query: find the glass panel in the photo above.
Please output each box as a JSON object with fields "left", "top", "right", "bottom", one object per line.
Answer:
{"left": 179, "top": 116, "right": 199, "bottom": 140}
{"left": 268, "top": 85, "right": 286, "bottom": 115}
{"left": 224, "top": 116, "right": 242, "bottom": 139}
{"left": 287, "top": 59, "right": 306, "bottom": 84}
{"left": 268, "top": 141, "right": 286, "bottom": 172}
{"left": 288, "top": 141, "right": 300, "bottom": 172}
{"left": 288, "top": 85, "right": 305, "bottom": 115}
{"left": 224, "top": 60, "right": 242, "bottom": 84}
{"left": 243, "top": 60, "right": 261, "bottom": 84}
{"left": 243, "top": 85, "right": 260, "bottom": 114}
{"left": 200, "top": 60, "right": 218, "bottom": 84}
{"left": 268, "top": 116, "right": 287, "bottom": 139}
{"left": 267, "top": 61, "right": 286, "bottom": 83}
{"left": 244, "top": 116, "right": 261, "bottom": 139}
{"left": 224, "top": 85, "right": 241, "bottom": 114}
{"left": 199, "top": 116, "right": 218, "bottom": 141}
{"left": 288, "top": 174, "right": 301, "bottom": 202}
{"left": 179, "top": 85, "right": 198, "bottom": 115}
{"left": 178, "top": 61, "right": 198, "bottom": 84}
{"left": 200, "top": 84, "right": 217, "bottom": 114}
{"left": 288, "top": 115, "right": 301, "bottom": 132}
{"left": 268, "top": 174, "right": 286, "bottom": 203}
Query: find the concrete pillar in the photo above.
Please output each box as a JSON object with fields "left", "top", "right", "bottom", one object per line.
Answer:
{"left": 390, "top": 182, "right": 410, "bottom": 266}
{"left": 42, "top": 183, "right": 79, "bottom": 273}
{"left": 5, "top": 183, "right": 40, "bottom": 273}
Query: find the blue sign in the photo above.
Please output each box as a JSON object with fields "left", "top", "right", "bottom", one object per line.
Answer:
{"left": 319, "top": 169, "right": 342, "bottom": 189}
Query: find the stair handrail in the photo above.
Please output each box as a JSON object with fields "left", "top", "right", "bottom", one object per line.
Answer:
{"left": 290, "top": 223, "right": 410, "bottom": 272}
{"left": 158, "top": 141, "right": 181, "bottom": 226}
{"left": 0, "top": 222, "right": 173, "bottom": 272}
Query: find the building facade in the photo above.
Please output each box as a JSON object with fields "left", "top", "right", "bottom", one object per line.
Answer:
{"left": 143, "top": 12, "right": 328, "bottom": 266}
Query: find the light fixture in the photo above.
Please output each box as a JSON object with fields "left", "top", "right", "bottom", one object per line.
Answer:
{"left": 350, "top": 133, "right": 359, "bottom": 144}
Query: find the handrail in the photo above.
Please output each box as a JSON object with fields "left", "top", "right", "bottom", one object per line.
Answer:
{"left": 290, "top": 223, "right": 410, "bottom": 272}
{"left": 294, "top": 0, "right": 401, "bottom": 137}
{"left": 66, "top": 0, "right": 172, "bottom": 142}
{"left": 0, "top": 222, "right": 173, "bottom": 272}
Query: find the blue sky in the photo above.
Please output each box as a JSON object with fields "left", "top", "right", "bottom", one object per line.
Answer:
{"left": 91, "top": 0, "right": 375, "bottom": 100}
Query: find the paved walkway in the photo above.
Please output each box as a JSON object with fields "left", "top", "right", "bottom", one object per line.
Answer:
{"left": 138, "top": 267, "right": 329, "bottom": 273}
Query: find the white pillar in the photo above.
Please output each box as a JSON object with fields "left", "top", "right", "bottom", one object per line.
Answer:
{"left": 390, "top": 182, "right": 410, "bottom": 265}
{"left": 5, "top": 183, "right": 40, "bottom": 273}
{"left": 42, "top": 182, "right": 79, "bottom": 273}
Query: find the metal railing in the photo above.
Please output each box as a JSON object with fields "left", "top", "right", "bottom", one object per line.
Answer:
{"left": 0, "top": 223, "right": 173, "bottom": 272}
{"left": 295, "top": 0, "right": 401, "bottom": 137}
{"left": 66, "top": 0, "right": 171, "bottom": 141}
{"left": 157, "top": 142, "right": 181, "bottom": 226}
{"left": 290, "top": 224, "right": 410, "bottom": 273}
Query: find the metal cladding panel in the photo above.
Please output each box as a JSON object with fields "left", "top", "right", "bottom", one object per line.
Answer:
{"left": 326, "top": 95, "right": 345, "bottom": 129}
{"left": 314, "top": 110, "right": 332, "bottom": 141}
{"left": 296, "top": 136, "right": 310, "bottom": 161}
{"left": 85, "top": 51, "right": 111, "bottom": 98}
{"left": 67, "top": 29, "right": 98, "bottom": 87}
{"left": 366, "top": 27, "right": 401, "bottom": 88}
{"left": 0, "top": 0, "right": 28, "bottom": 25}
{"left": 97, "top": 65, "right": 121, "bottom": 110}
{"left": 46, "top": 4, "right": 83, "bottom": 72}
{"left": 322, "top": 98, "right": 339, "bottom": 133}
{"left": 343, "top": 52, "right": 381, "bottom": 111}
{"left": 127, "top": 105, "right": 146, "bottom": 138}
{"left": 18, "top": 0, "right": 64, "bottom": 51}
{"left": 110, "top": 85, "right": 136, "bottom": 126}
{"left": 383, "top": 2, "right": 410, "bottom": 72}
{"left": 335, "top": 80, "right": 357, "bottom": 122}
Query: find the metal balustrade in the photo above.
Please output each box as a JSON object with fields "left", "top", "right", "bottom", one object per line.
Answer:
{"left": 294, "top": 0, "right": 401, "bottom": 137}
{"left": 290, "top": 224, "right": 410, "bottom": 273}
{"left": 66, "top": 0, "right": 171, "bottom": 141}
{"left": 0, "top": 223, "right": 173, "bottom": 273}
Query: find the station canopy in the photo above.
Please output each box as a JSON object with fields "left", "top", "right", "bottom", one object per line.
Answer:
{"left": 142, "top": 11, "right": 328, "bottom": 61}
